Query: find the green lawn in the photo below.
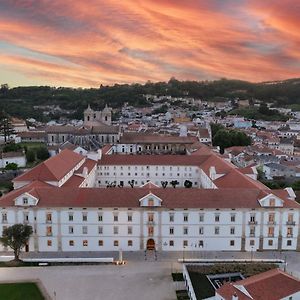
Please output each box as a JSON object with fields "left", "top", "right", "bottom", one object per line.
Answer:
{"left": 0, "top": 282, "right": 44, "bottom": 300}
{"left": 18, "top": 142, "right": 46, "bottom": 150}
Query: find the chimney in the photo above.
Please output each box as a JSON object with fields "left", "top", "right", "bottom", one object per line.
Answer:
{"left": 232, "top": 292, "right": 238, "bottom": 300}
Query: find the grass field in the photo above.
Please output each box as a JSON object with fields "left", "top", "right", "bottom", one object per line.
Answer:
{"left": 0, "top": 282, "right": 44, "bottom": 300}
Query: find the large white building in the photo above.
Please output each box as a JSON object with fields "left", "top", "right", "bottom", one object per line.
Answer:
{"left": 0, "top": 147, "right": 299, "bottom": 253}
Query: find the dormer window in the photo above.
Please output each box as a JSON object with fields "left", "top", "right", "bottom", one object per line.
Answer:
{"left": 23, "top": 197, "right": 28, "bottom": 205}
{"left": 269, "top": 199, "right": 275, "bottom": 207}
{"left": 148, "top": 199, "right": 154, "bottom": 207}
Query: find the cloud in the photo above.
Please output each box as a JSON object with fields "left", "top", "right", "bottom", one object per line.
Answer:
{"left": 0, "top": 0, "right": 299, "bottom": 87}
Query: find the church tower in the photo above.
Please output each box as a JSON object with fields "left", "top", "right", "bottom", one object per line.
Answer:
{"left": 83, "top": 104, "right": 96, "bottom": 127}
{"left": 101, "top": 104, "right": 112, "bottom": 126}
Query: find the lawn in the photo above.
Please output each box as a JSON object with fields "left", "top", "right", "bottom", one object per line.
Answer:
{"left": 0, "top": 282, "right": 44, "bottom": 300}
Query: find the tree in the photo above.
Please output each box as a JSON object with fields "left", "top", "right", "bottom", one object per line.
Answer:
{"left": 26, "top": 150, "right": 35, "bottom": 163}
{"left": 4, "top": 163, "right": 18, "bottom": 171}
{"left": 3, "top": 143, "right": 22, "bottom": 153}
{"left": 0, "top": 111, "right": 15, "bottom": 143}
{"left": 0, "top": 224, "right": 33, "bottom": 261}
{"left": 170, "top": 180, "right": 179, "bottom": 188}
{"left": 184, "top": 180, "right": 193, "bottom": 188}
{"left": 36, "top": 146, "right": 49, "bottom": 160}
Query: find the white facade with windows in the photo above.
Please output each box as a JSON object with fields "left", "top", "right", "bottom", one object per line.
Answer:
{"left": 0, "top": 189, "right": 299, "bottom": 253}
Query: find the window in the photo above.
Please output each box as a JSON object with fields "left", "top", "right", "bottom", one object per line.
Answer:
{"left": 268, "top": 227, "right": 274, "bottom": 237}
{"left": 47, "top": 240, "right": 52, "bottom": 247}
{"left": 69, "top": 213, "right": 73, "bottom": 221}
{"left": 268, "top": 240, "right": 273, "bottom": 246}
{"left": 69, "top": 226, "right": 74, "bottom": 234}
{"left": 46, "top": 226, "right": 52, "bottom": 236}
{"left": 169, "top": 240, "right": 174, "bottom": 247}
{"left": 169, "top": 213, "right": 174, "bottom": 222}
{"left": 169, "top": 227, "right": 174, "bottom": 235}
{"left": 2, "top": 213, "right": 7, "bottom": 223}
{"left": 148, "top": 213, "right": 154, "bottom": 222}
{"left": 230, "top": 227, "right": 235, "bottom": 235}
{"left": 250, "top": 240, "right": 255, "bottom": 246}
{"left": 183, "top": 214, "right": 188, "bottom": 222}
{"left": 287, "top": 227, "right": 293, "bottom": 237}
{"left": 183, "top": 240, "right": 188, "bottom": 247}
{"left": 269, "top": 199, "right": 275, "bottom": 206}
{"left": 148, "top": 199, "right": 154, "bottom": 206}
{"left": 46, "top": 213, "right": 52, "bottom": 223}
{"left": 69, "top": 240, "right": 74, "bottom": 246}
{"left": 98, "top": 226, "right": 103, "bottom": 234}
{"left": 128, "top": 240, "right": 133, "bottom": 247}
{"left": 114, "top": 240, "right": 119, "bottom": 247}
{"left": 148, "top": 226, "right": 154, "bottom": 236}
{"left": 82, "top": 213, "right": 87, "bottom": 222}
{"left": 83, "top": 240, "right": 88, "bottom": 247}
{"left": 183, "top": 227, "right": 188, "bottom": 235}
{"left": 230, "top": 214, "right": 236, "bottom": 222}
{"left": 199, "top": 214, "right": 204, "bottom": 222}
{"left": 287, "top": 240, "right": 292, "bottom": 246}
{"left": 98, "top": 214, "right": 103, "bottom": 222}
{"left": 250, "top": 227, "right": 255, "bottom": 236}
{"left": 128, "top": 226, "right": 132, "bottom": 235}
{"left": 99, "top": 240, "right": 103, "bottom": 246}
{"left": 24, "top": 213, "right": 29, "bottom": 222}
{"left": 268, "top": 213, "right": 275, "bottom": 223}
{"left": 250, "top": 214, "right": 256, "bottom": 223}
{"left": 114, "top": 226, "right": 119, "bottom": 234}
{"left": 215, "top": 227, "right": 220, "bottom": 235}
{"left": 230, "top": 240, "right": 235, "bottom": 246}
{"left": 23, "top": 197, "right": 28, "bottom": 205}
{"left": 288, "top": 214, "right": 294, "bottom": 223}
{"left": 199, "top": 240, "right": 204, "bottom": 247}
{"left": 82, "top": 226, "right": 88, "bottom": 234}
{"left": 199, "top": 227, "right": 204, "bottom": 235}
{"left": 113, "top": 214, "right": 118, "bottom": 222}
{"left": 128, "top": 214, "right": 132, "bottom": 222}
{"left": 215, "top": 214, "right": 220, "bottom": 222}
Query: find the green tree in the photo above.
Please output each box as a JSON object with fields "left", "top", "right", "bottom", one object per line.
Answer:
{"left": 3, "top": 143, "right": 22, "bottom": 153}
{"left": 0, "top": 111, "right": 15, "bottom": 143}
{"left": 4, "top": 163, "right": 18, "bottom": 171}
{"left": 0, "top": 224, "right": 33, "bottom": 261}
{"left": 36, "top": 147, "right": 49, "bottom": 160}
{"left": 26, "top": 150, "right": 35, "bottom": 163}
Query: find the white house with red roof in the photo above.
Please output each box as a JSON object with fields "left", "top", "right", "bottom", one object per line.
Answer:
{"left": 215, "top": 268, "right": 300, "bottom": 300}
{"left": 0, "top": 147, "right": 299, "bottom": 253}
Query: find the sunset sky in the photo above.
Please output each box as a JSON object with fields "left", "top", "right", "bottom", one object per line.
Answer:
{"left": 0, "top": 0, "right": 300, "bottom": 87}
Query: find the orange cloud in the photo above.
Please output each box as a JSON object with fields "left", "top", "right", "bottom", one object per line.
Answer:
{"left": 0, "top": 0, "right": 299, "bottom": 87}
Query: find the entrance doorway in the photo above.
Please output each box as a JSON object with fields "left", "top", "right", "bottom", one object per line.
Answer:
{"left": 146, "top": 239, "right": 155, "bottom": 250}
{"left": 25, "top": 243, "right": 29, "bottom": 252}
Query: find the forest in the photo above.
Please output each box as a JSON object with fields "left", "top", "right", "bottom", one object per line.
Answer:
{"left": 1, "top": 77, "right": 300, "bottom": 121}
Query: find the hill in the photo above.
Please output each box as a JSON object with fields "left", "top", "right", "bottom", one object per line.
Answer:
{"left": 1, "top": 78, "right": 300, "bottom": 121}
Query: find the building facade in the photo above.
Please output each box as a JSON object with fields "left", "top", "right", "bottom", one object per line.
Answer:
{"left": 1, "top": 147, "right": 300, "bottom": 253}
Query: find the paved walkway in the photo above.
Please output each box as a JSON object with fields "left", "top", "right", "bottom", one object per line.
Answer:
{"left": 0, "top": 250, "right": 299, "bottom": 300}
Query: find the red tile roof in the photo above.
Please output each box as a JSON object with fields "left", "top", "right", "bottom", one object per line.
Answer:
{"left": 98, "top": 154, "right": 210, "bottom": 166}
{"left": 1, "top": 186, "right": 299, "bottom": 209}
{"left": 217, "top": 269, "right": 300, "bottom": 300}
{"left": 120, "top": 132, "right": 197, "bottom": 144}
{"left": 13, "top": 149, "right": 84, "bottom": 182}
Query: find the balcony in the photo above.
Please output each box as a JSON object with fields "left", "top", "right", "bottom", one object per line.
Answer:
{"left": 267, "top": 221, "right": 276, "bottom": 225}
{"left": 287, "top": 234, "right": 293, "bottom": 238}
{"left": 46, "top": 232, "right": 53, "bottom": 237}
{"left": 249, "top": 233, "right": 255, "bottom": 237}
{"left": 268, "top": 234, "right": 274, "bottom": 238}
{"left": 1, "top": 219, "right": 7, "bottom": 224}
{"left": 248, "top": 221, "right": 257, "bottom": 225}
{"left": 46, "top": 219, "right": 52, "bottom": 224}
{"left": 286, "top": 221, "right": 296, "bottom": 226}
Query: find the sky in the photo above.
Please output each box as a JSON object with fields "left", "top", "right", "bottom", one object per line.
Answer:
{"left": 0, "top": 0, "right": 300, "bottom": 87}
